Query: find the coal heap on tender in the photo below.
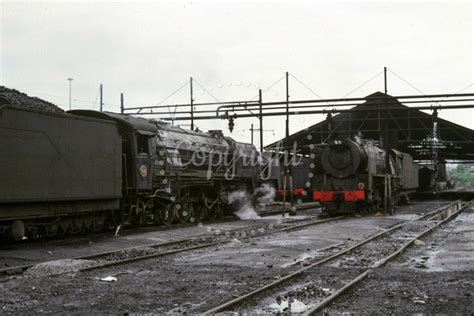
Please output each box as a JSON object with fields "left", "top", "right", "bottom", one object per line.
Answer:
{"left": 0, "top": 86, "right": 64, "bottom": 113}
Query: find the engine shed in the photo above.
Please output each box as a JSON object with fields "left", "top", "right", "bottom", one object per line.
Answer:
{"left": 265, "top": 91, "right": 474, "bottom": 189}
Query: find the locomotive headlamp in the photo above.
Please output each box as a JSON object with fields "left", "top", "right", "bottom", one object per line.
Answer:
{"left": 357, "top": 182, "right": 365, "bottom": 190}
{"left": 139, "top": 165, "right": 148, "bottom": 177}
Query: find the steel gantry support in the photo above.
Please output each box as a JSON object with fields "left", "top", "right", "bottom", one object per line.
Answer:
{"left": 259, "top": 89, "right": 264, "bottom": 153}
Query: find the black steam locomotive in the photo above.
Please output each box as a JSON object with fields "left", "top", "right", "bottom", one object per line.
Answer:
{"left": 0, "top": 105, "right": 265, "bottom": 241}
{"left": 310, "top": 138, "right": 419, "bottom": 213}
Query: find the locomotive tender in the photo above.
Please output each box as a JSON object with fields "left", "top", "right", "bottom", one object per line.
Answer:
{"left": 310, "top": 138, "right": 419, "bottom": 213}
{"left": 0, "top": 105, "right": 266, "bottom": 240}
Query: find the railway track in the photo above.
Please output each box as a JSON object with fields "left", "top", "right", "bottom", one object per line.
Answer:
{"left": 203, "top": 199, "right": 470, "bottom": 314}
{"left": 0, "top": 213, "right": 342, "bottom": 278}
{"left": 0, "top": 201, "right": 319, "bottom": 246}
{"left": 257, "top": 201, "right": 321, "bottom": 217}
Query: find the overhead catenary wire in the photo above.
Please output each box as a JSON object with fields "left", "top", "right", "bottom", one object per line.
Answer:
{"left": 387, "top": 67, "right": 464, "bottom": 109}
{"left": 341, "top": 70, "right": 384, "bottom": 98}
{"left": 320, "top": 70, "right": 385, "bottom": 141}
{"left": 387, "top": 68, "right": 427, "bottom": 96}
{"left": 289, "top": 73, "right": 325, "bottom": 100}
{"left": 247, "top": 75, "right": 286, "bottom": 101}
{"left": 144, "top": 80, "right": 189, "bottom": 121}
{"left": 92, "top": 88, "right": 100, "bottom": 110}
{"left": 193, "top": 78, "right": 221, "bottom": 103}
{"left": 235, "top": 75, "right": 287, "bottom": 116}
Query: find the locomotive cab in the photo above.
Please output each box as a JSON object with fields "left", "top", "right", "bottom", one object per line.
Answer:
{"left": 70, "top": 110, "right": 157, "bottom": 195}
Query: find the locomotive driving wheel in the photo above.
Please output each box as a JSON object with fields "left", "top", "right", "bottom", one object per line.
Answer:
{"left": 175, "top": 202, "right": 191, "bottom": 224}
{"left": 158, "top": 202, "right": 176, "bottom": 226}
{"left": 209, "top": 201, "right": 224, "bottom": 220}
{"left": 192, "top": 203, "right": 207, "bottom": 222}
{"left": 10, "top": 220, "right": 25, "bottom": 241}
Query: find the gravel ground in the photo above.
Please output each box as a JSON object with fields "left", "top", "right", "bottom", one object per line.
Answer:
{"left": 0, "top": 199, "right": 462, "bottom": 314}
{"left": 0, "top": 215, "right": 398, "bottom": 314}
{"left": 324, "top": 207, "right": 474, "bottom": 315}
{"left": 324, "top": 268, "right": 473, "bottom": 315}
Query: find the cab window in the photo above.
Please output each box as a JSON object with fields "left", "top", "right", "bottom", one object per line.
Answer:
{"left": 137, "top": 134, "right": 150, "bottom": 155}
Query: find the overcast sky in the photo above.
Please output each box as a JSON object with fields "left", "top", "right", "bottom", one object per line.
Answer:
{"left": 1, "top": 0, "right": 473, "bottom": 147}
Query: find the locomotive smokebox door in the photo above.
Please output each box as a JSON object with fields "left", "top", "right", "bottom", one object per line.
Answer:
{"left": 135, "top": 132, "right": 155, "bottom": 191}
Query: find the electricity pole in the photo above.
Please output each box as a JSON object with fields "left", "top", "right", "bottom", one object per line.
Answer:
{"left": 67, "top": 78, "right": 73, "bottom": 110}
{"left": 190, "top": 77, "right": 194, "bottom": 131}
{"left": 250, "top": 124, "right": 254, "bottom": 145}
{"left": 248, "top": 124, "right": 273, "bottom": 149}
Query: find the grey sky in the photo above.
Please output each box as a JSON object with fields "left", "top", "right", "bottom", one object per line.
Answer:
{"left": 1, "top": 1, "right": 473, "bottom": 147}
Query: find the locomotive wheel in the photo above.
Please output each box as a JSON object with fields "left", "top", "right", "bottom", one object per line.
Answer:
{"left": 159, "top": 203, "right": 176, "bottom": 226}
{"left": 131, "top": 200, "right": 146, "bottom": 227}
{"left": 152, "top": 203, "right": 162, "bottom": 225}
{"left": 175, "top": 203, "right": 191, "bottom": 224}
{"left": 209, "top": 202, "right": 224, "bottom": 220}
{"left": 44, "top": 223, "right": 59, "bottom": 237}
{"left": 10, "top": 220, "right": 25, "bottom": 241}
{"left": 82, "top": 217, "right": 94, "bottom": 231}
{"left": 71, "top": 219, "right": 82, "bottom": 234}
{"left": 93, "top": 216, "right": 105, "bottom": 232}
{"left": 192, "top": 203, "right": 207, "bottom": 222}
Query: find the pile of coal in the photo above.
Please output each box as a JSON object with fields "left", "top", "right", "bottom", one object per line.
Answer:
{"left": 0, "top": 86, "right": 64, "bottom": 113}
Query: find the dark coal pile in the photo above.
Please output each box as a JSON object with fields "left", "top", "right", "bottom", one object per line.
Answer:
{"left": 0, "top": 86, "right": 64, "bottom": 113}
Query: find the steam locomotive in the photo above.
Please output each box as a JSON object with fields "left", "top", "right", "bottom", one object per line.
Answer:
{"left": 310, "top": 138, "right": 419, "bottom": 213}
{"left": 0, "top": 105, "right": 266, "bottom": 241}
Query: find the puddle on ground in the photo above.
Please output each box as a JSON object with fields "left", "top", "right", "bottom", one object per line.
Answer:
{"left": 268, "top": 298, "right": 308, "bottom": 313}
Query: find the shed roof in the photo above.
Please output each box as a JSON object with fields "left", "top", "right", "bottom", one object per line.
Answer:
{"left": 265, "top": 92, "right": 474, "bottom": 160}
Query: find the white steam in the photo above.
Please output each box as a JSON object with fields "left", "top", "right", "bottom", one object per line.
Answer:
{"left": 228, "top": 183, "right": 276, "bottom": 220}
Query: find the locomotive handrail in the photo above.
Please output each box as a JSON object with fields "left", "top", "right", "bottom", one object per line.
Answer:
{"left": 122, "top": 153, "right": 129, "bottom": 192}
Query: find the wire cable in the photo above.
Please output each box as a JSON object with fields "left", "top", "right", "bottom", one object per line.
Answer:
{"left": 387, "top": 68, "right": 426, "bottom": 95}
{"left": 146, "top": 80, "right": 189, "bottom": 121}
{"left": 341, "top": 70, "right": 384, "bottom": 98}
{"left": 153, "top": 81, "right": 189, "bottom": 107}
{"left": 289, "top": 73, "right": 324, "bottom": 99}
{"left": 193, "top": 79, "right": 221, "bottom": 103}
{"left": 92, "top": 88, "right": 100, "bottom": 110}
{"left": 289, "top": 72, "right": 334, "bottom": 107}
{"left": 247, "top": 75, "right": 286, "bottom": 101}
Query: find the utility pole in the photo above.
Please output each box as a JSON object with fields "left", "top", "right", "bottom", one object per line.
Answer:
{"left": 100, "top": 84, "right": 103, "bottom": 112}
{"left": 190, "top": 77, "right": 194, "bottom": 131}
{"left": 250, "top": 124, "right": 254, "bottom": 145}
{"left": 67, "top": 78, "right": 73, "bottom": 110}
{"left": 259, "top": 89, "right": 263, "bottom": 153}
{"left": 248, "top": 124, "right": 273, "bottom": 149}
{"left": 120, "top": 93, "right": 124, "bottom": 114}
{"left": 383, "top": 66, "right": 392, "bottom": 214}
{"left": 285, "top": 71, "right": 290, "bottom": 147}
{"left": 282, "top": 71, "right": 294, "bottom": 215}
{"left": 432, "top": 109, "right": 439, "bottom": 193}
